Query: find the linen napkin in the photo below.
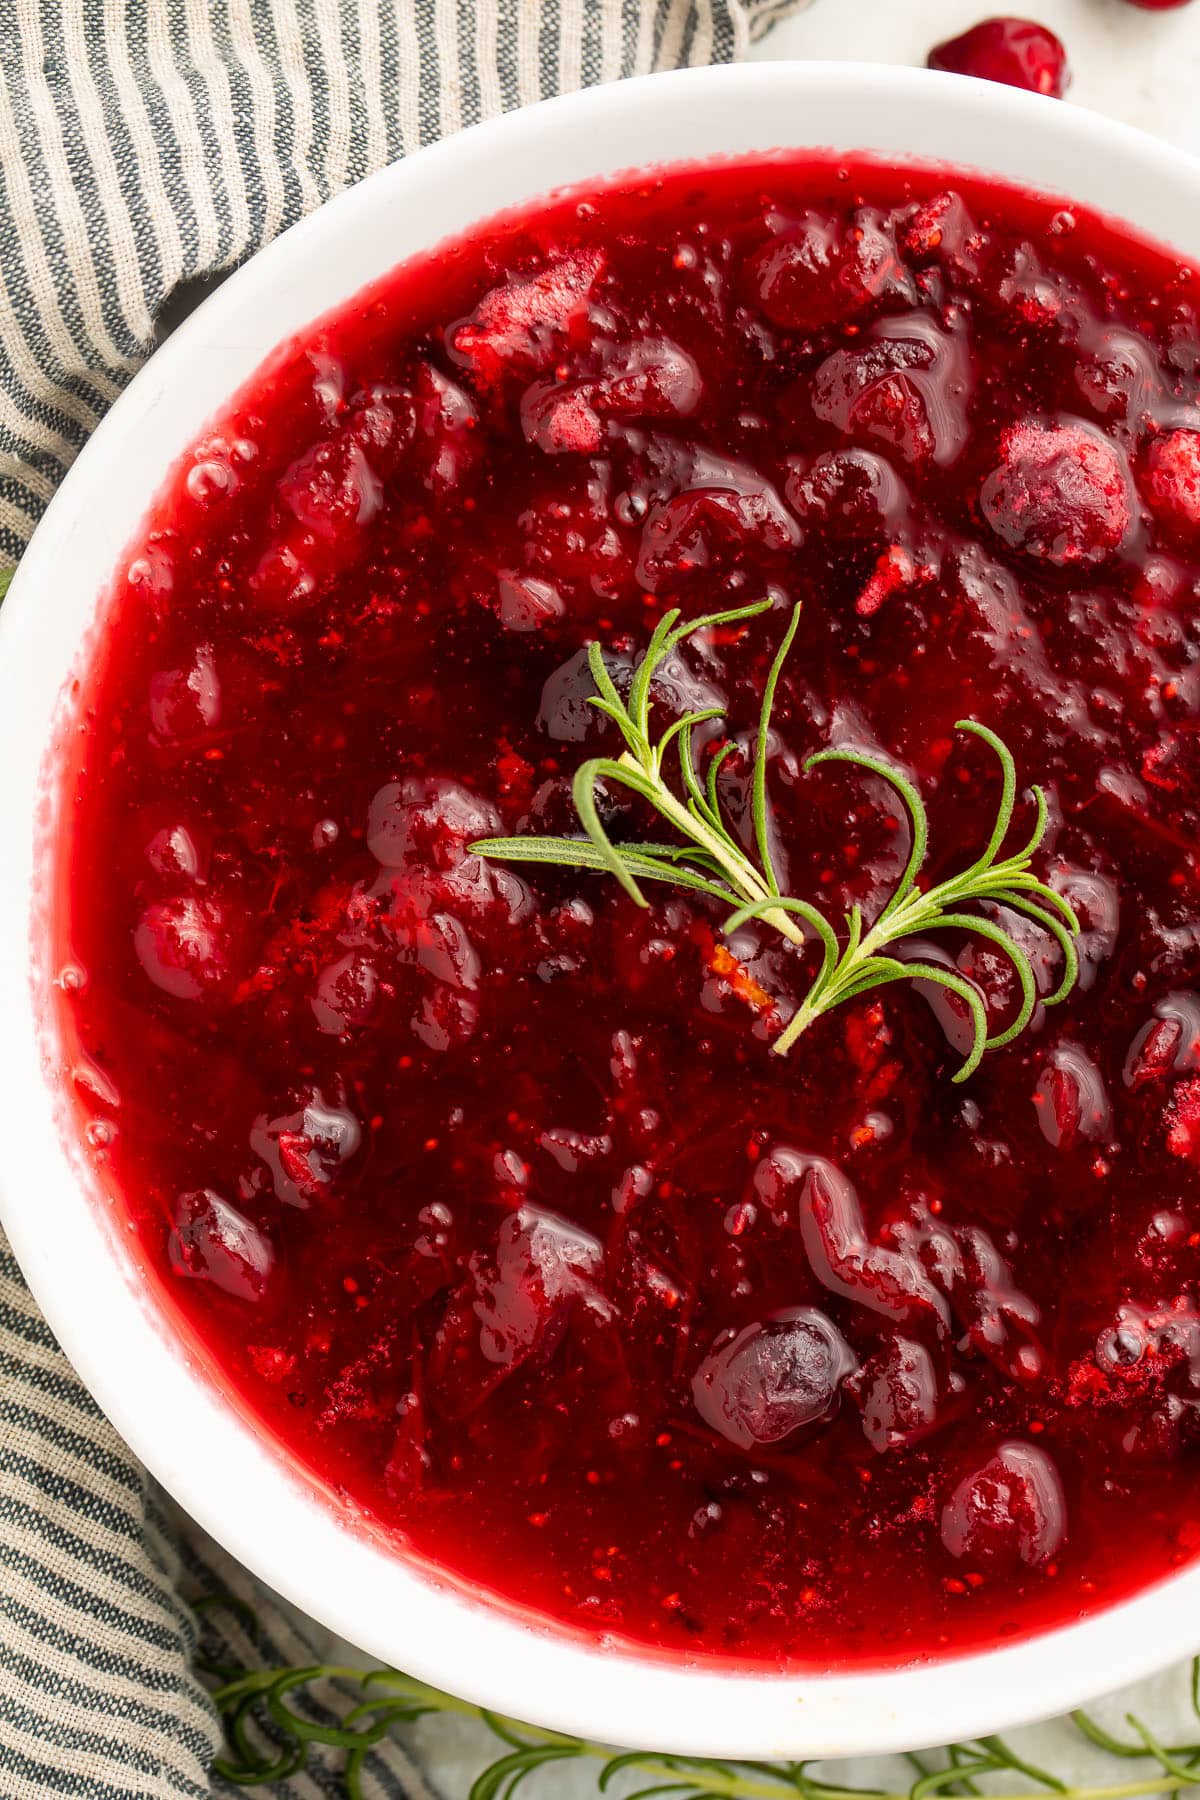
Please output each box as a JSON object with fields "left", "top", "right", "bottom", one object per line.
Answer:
{"left": 0, "top": 3, "right": 801, "bottom": 1796}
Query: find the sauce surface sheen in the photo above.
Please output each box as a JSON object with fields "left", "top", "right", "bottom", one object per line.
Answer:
{"left": 60, "top": 154, "right": 1200, "bottom": 1669}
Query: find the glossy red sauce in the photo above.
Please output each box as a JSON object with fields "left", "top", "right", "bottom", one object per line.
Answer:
{"left": 58, "top": 155, "right": 1200, "bottom": 1669}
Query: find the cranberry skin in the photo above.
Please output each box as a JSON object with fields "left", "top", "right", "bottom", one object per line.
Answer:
{"left": 745, "top": 214, "right": 849, "bottom": 331}
{"left": 148, "top": 647, "right": 220, "bottom": 745}
{"left": 251, "top": 1087, "right": 363, "bottom": 1207}
{"left": 1124, "top": 993, "right": 1200, "bottom": 1088}
{"left": 134, "top": 895, "right": 231, "bottom": 1000}
{"left": 928, "top": 19, "right": 1070, "bottom": 99}
{"left": 450, "top": 250, "right": 605, "bottom": 387}
{"left": 429, "top": 1206, "right": 609, "bottom": 1419}
{"left": 311, "top": 949, "right": 379, "bottom": 1035}
{"left": 980, "top": 421, "right": 1132, "bottom": 565}
{"left": 1165, "top": 1077, "right": 1200, "bottom": 1167}
{"left": 757, "top": 1148, "right": 952, "bottom": 1334}
{"left": 1144, "top": 430, "right": 1200, "bottom": 539}
{"left": 941, "top": 1440, "right": 1067, "bottom": 1569}
{"left": 367, "top": 776, "right": 500, "bottom": 871}
{"left": 810, "top": 316, "right": 972, "bottom": 471}
{"left": 692, "top": 1308, "right": 857, "bottom": 1451}
{"left": 744, "top": 208, "right": 913, "bottom": 332}
{"left": 1120, "top": 0, "right": 1193, "bottom": 9}
{"left": 168, "top": 1190, "right": 273, "bottom": 1301}
{"left": 475, "top": 1206, "right": 607, "bottom": 1366}
{"left": 1034, "top": 1042, "right": 1112, "bottom": 1149}
{"left": 853, "top": 1335, "right": 939, "bottom": 1452}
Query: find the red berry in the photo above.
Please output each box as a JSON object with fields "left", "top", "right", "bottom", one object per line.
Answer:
{"left": 692, "top": 1309, "right": 856, "bottom": 1450}
{"left": 980, "top": 420, "right": 1132, "bottom": 565}
{"left": 852, "top": 1335, "right": 939, "bottom": 1453}
{"left": 1120, "top": 0, "right": 1193, "bottom": 9}
{"left": 251, "top": 1088, "right": 363, "bottom": 1207}
{"left": 450, "top": 250, "right": 605, "bottom": 388}
{"left": 1144, "top": 429, "right": 1200, "bottom": 538}
{"left": 1165, "top": 1078, "right": 1200, "bottom": 1167}
{"left": 168, "top": 1190, "right": 273, "bottom": 1301}
{"left": 134, "top": 895, "right": 232, "bottom": 1000}
{"left": 941, "top": 1440, "right": 1067, "bottom": 1569}
{"left": 928, "top": 18, "right": 1071, "bottom": 98}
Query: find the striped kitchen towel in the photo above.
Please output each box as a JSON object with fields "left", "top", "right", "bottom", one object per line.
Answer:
{"left": 0, "top": 3, "right": 804, "bottom": 1797}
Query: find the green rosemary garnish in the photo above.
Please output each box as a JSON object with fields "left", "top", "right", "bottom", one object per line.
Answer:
{"left": 470, "top": 600, "right": 1079, "bottom": 1081}
{"left": 198, "top": 1619, "right": 1200, "bottom": 1800}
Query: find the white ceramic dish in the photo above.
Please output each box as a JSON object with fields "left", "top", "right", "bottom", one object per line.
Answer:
{"left": 3, "top": 59, "right": 1200, "bottom": 1764}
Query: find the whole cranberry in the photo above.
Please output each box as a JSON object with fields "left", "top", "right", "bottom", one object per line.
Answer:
{"left": 928, "top": 18, "right": 1070, "bottom": 98}
{"left": 980, "top": 420, "right": 1132, "bottom": 566}
{"left": 1144, "top": 429, "right": 1200, "bottom": 538}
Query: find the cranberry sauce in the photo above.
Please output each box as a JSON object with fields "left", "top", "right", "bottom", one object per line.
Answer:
{"left": 59, "top": 156, "right": 1200, "bottom": 1669}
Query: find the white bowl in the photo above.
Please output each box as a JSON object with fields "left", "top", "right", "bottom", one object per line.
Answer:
{"left": 3, "top": 60, "right": 1200, "bottom": 1765}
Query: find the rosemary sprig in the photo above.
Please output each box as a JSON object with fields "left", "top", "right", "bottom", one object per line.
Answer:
{"left": 198, "top": 1619, "right": 1200, "bottom": 1800}
{"left": 471, "top": 601, "right": 1079, "bottom": 1081}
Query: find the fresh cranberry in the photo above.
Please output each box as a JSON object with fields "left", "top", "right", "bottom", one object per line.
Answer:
{"left": 980, "top": 420, "right": 1132, "bottom": 564}
{"left": 928, "top": 18, "right": 1070, "bottom": 98}
{"left": 1119, "top": 0, "right": 1193, "bottom": 9}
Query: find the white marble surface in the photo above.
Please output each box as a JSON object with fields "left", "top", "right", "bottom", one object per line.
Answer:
{"left": 303, "top": 5, "right": 1200, "bottom": 1792}
{"left": 751, "top": 0, "right": 1200, "bottom": 160}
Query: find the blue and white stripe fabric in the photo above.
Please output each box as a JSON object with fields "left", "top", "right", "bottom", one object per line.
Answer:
{"left": 0, "top": 2, "right": 797, "bottom": 1795}
{"left": 0, "top": 0, "right": 791, "bottom": 566}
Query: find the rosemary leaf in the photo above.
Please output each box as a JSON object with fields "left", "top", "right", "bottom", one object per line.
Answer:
{"left": 471, "top": 603, "right": 1081, "bottom": 1081}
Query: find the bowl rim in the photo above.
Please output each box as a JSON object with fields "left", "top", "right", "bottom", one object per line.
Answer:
{"left": 4, "top": 57, "right": 1200, "bottom": 1763}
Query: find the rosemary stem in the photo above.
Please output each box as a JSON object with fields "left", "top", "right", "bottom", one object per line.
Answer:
{"left": 623, "top": 752, "right": 807, "bottom": 949}
{"left": 770, "top": 900, "right": 902, "bottom": 1056}
{"left": 771, "top": 996, "right": 824, "bottom": 1058}
{"left": 473, "top": 604, "right": 1078, "bottom": 1080}
{"left": 770, "top": 882, "right": 956, "bottom": 1058}
{"left": 208, "top": 1655, "right": 1200, "bottom": 1800}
